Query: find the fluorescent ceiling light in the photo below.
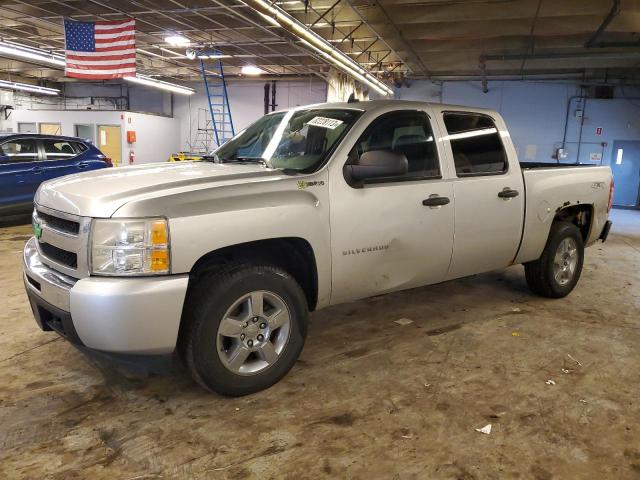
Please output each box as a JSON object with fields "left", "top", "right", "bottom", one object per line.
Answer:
{"left": 0, "top": 79, "right": 60, "bottom": 96}
{"left": 245, "top": 0, "right": 393, "bottom": 96}
{"left": 197, "top": 54, "right": 233, "bottom": 59}
{"left": 0, "top": 41, "right": 65, "bottom": 67}
{"left": 164, "top": 35, "right": 190, "bottom": 47}
{"left": 125, "top": 75, "right": 195, "bottom": 95}
{"left": 241, "top": 65, "right": 264, "bottom": 75}
{"left": 159, "top": 47, "right": 187, "bottom": 58}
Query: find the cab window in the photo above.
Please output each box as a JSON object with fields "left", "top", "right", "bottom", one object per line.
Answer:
{"left": 349, "top": 110, "right": 440, "bottom": 183}
{"left": 443, "top": 112, "right": 507, "bottom": 176}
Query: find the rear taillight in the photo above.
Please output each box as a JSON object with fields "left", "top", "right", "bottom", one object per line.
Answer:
{"left": 103, "top": 157, "right": 113, "bottom": 167}
{"left": 607, "top": 178, "right": 614, "bottom": 212}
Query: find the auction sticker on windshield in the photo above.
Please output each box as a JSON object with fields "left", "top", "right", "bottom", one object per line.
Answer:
{"left": 306, "top": 116, "right": 344, "bottom": 129}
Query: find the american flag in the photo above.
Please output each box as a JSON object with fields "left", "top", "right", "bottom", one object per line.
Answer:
{"left": 64, "top": 18, "right": 136, "bottom": 79}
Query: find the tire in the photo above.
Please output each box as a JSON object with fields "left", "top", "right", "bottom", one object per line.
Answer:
{"left": 178, "top": 263, "right": 308, "bottom": 396}
{"left": 524, "top": 221, "right": 584, "bottom": 298}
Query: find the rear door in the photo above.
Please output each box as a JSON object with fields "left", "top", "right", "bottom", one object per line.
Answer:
{"left": 434, "top": 109, "right": 525, "bottom": 280}
{"left": 0, "top": 137, "right": 43, "bottom": 212}
{"left": 41, "top": 138, "right": 86, "bottom": 180}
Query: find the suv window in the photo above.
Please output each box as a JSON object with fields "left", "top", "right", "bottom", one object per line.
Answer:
{"left": 443, "top": 112, "right": 507, "bottom": 176}
{"left": 0, "top": 139, "right": 39, "bottom": 163}
{"left": 72, "top": 141, "right": 88, "bottom": 153}
{"left": 42, "top": 139, "right": 78, "bottom": 161}
{"left": 351, "top": 110, "right": 440, "bottom": 182}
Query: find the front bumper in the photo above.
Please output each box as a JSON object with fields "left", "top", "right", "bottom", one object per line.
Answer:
{"left": 23, "top": 237, "right": 189, "bottom": 354}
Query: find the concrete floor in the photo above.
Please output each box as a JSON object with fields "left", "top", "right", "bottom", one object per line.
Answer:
{"left": 0, "top": 209, "right": 638, "bottom": 479}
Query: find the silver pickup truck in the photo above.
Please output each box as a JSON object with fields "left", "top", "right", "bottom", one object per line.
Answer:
{"left": 23, "top": 100, "right": 613, "bottom": 395}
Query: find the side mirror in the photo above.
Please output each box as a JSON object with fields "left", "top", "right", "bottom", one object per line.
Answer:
{"left": 344, "top": 150, "right": 408, "bottom": 182}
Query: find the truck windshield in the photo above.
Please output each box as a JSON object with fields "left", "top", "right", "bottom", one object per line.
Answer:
{"left": 212, "top": 108, "right": 362, "bottom": 173}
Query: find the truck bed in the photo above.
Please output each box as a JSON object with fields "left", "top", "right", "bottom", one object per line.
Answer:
{"left": 515, "top": 164, "right": 612, "bottom": 265}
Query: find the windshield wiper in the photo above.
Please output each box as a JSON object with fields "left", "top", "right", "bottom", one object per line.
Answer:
{"left": 222, "top": 156, "right": 270, "bottom": 167}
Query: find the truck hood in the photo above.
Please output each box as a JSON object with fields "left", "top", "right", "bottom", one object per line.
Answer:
{"left": 36, "top": 161, "right": 281, "bottom": 218}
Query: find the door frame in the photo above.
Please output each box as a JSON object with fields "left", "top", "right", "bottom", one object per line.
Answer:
{"left": 611, "top": 140, "right": 640, "bottom": 207}
{"left": 74, "top": 123, "right": 97, "bottom": 144}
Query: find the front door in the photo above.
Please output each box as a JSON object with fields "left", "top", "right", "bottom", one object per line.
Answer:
{"left": 611, "top": 141, "right": 640, "bottom": 207}
{"left": 330, "top": 109, "right": 455, "bottom": 304}
{"left": 435, "top": 110, "right": 525, "bottom": 280}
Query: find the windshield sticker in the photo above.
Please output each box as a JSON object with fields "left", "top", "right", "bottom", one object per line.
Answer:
{"left": 306, "top": 116, "right": 344, "bottom": 129}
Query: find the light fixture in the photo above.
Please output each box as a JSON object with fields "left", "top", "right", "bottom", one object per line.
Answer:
{"left": 159, "top": 47, "right": 187, "bottom": 58}
{"left": 0, "top": 41, "right": 65, "bottom": 67}
{"left": 0, "top": 79, "right": 60, "bottom": 96}
{"left": 164, "top": 34, "right": 190, "bottom": 47}
{"left": 125, "top": 75, "right": 195, "bottom": 95}
{"left": 244, "top": 0, "right": 393, "bottom": 96}
{"left": 241, "top": 65, "right": 264, "bottom": 75}
{"left": 197, "top": 54, "right": 233, "bottom": 60}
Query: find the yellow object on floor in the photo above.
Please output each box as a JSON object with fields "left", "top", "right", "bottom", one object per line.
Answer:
{"left": 169, "top": 152, "right": 204, "bottom": 162}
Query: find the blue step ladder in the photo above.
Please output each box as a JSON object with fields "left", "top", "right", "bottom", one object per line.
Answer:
{"left": 200, "top": 54, "right": 235, "bottom": 148}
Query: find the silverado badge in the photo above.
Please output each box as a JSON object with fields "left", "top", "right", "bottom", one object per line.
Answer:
{"left": 33, "top": 220, "right": 42, "bottom": 239}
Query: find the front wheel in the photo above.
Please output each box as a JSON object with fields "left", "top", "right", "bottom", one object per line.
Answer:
{"left": 179, "top": 264, "right": 308, "bottom": 396}
{"left": 524, "top": 221, "right": 584, "bottom": 298}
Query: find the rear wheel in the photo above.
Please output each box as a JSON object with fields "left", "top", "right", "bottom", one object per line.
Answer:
{"left": 179, "top": 264, "right": 308, "bottom": 396}
{"left": 524, "top": 221, "right": 584, "bottom": 298}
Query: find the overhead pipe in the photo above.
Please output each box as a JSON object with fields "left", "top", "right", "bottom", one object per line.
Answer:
{"left": 481, "top": 51, "right": 640, "bottom": 61}
{"left": 243, "top": 0, "right": 393, "bottom": 95}
{"left": 585, "top": 0, "right": 621, "bottom": 48}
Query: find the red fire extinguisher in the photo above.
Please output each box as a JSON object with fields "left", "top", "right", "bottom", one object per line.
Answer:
{"left": 129, "top": 150, "right": 135, "bottom": 165}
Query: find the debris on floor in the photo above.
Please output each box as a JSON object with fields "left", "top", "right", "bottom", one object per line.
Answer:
{"left": 511, "top": 331, "right": 520, "bottom": 337}
{"left": 394, "top": 318, "right": 414, "bottom": 326}
{"left": 567, "top": 354, "right": 582, "bottom": 367}
{"left": 475, "top": 424, "right": 492, "bottom": 435}
{"left": 562, "top": 368, "right": 571, "bottom": 374}
{"left": 546, "top": 379, "right": 556, "bottom": 385}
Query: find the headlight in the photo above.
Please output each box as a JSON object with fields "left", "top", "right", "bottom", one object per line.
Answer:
{"left": 91, "top": 218, "right": 170, "bottom": 275}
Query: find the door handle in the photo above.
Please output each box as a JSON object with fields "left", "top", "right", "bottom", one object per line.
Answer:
{"left": 32, "top": 166, "right": 43, "bottom": 174}
{"left": 77, "top": 162, "right": 89, "bottom": 169}
{"left": 498, "top": 188, "right": 519, "bottom": 199}
{"left": 422, "top": 195, "right": 450, "bottom": 207}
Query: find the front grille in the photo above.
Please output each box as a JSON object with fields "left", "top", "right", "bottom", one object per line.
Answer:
{"left": 37, "top": 210, "right": 80, "bottom": 235}
{"left": 39, "top": 242, "right": 78, "bottom": 269}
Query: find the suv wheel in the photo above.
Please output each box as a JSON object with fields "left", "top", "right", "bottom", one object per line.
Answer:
{"left": 179, "top": 264, "right": 308, "bottom": 396}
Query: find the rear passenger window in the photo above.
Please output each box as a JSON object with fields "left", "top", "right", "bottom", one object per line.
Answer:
{"left": 72, "top": 141, "right": 88, "bottom": 153}
{"left": 42, "top": 140, "right": 78, "bottom": 161}
{"left": 443, "top": 112, "right": 507, "bottom": 176}
{"left": 0, "top": 139, "right": 39, "bottom": 163}
{"left": 351, "top": 110, "right": 440, "bottom": 182}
